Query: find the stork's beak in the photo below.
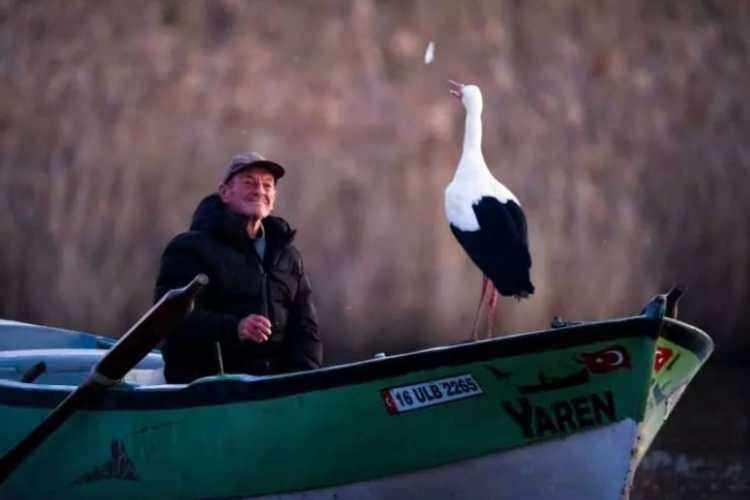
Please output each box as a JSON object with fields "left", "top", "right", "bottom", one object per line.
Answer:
{"left": 448, "top": 80, "right": 464, "bottom": 98}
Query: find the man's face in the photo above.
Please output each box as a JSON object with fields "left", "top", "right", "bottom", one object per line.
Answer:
{"left": 219, "top": 167, "right": 276, "bottom": 221}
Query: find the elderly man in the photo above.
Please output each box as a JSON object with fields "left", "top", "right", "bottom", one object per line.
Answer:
{"left": 155, "top": 152, "right": 322, "bottom": 383}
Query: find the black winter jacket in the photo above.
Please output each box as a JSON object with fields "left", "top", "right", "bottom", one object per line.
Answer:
{"left": 155, "top": 194, "right": 322, "bottom": 383}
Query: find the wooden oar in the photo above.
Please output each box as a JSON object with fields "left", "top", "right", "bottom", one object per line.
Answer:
{"left": 0, "top": 274, "right": 208, "bottom": 484}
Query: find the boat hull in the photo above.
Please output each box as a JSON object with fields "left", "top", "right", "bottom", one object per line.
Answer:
{"left": 0, "top": 316, "right": 712, "bottom": 499}
{"left": 255, "top": 419, "right": 638, "bottom": 500}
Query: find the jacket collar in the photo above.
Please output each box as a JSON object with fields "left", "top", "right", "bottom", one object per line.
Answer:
{"left": 190, "top": 194, "right": 296, "bottom": 252}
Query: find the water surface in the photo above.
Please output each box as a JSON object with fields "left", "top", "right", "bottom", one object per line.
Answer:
{"left": 632, "top": 362, "right": 748, "bottom": 499}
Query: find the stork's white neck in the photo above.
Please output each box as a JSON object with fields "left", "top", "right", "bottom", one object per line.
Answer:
{"left": 455, "top": 90, "right": 489, "bottom": 182}
{"left": 461, "top": 103, "right": 483, "bottom": 160}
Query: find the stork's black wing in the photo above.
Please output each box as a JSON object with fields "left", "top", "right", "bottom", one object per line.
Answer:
{"left": 450, "top": 196, "right": 534, "bottom": 297}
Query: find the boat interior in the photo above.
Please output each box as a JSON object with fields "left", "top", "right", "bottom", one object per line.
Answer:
{"left": 0, "top": 349, "right": 166, "bottom": 386}
{"left": 0, "top": 320, "right": 166, "bottom": 386}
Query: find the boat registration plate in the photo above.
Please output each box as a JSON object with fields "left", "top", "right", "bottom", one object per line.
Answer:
{"left": 381, "top": 374, "right": 483, "bottom": 414}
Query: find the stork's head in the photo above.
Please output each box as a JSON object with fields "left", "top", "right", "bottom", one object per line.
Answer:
{"left": 448, "top": 80, "right": 483, "bottom": 112}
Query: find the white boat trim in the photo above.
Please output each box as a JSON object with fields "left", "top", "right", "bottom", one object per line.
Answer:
{"left": 255, "top": 419, "right": 638, "bottom": 500}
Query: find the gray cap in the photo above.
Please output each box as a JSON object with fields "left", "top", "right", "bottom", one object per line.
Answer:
{"left": 222, "top": 152, "right": 285, "bottom": 184}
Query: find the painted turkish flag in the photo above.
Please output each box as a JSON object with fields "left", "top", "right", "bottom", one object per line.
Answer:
{"left": 579, "top": 345, "right": 631, "bottom": 373}
{"left": 654, "top": 346, "right": 674, "bottom": 372}
{"left": 381, "top": 389, "right": 397, "bottom": 415}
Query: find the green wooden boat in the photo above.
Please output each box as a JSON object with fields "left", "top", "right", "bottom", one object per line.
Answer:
{"left": 0, "top": 293, "right": 712, "bottom": 499}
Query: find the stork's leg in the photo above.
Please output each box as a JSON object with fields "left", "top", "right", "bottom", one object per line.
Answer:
{"left": 470, "top": 276, "right": 491, "bottom": 341}
{"left": 485, "top": 287, "right": 499, "bottom": 339}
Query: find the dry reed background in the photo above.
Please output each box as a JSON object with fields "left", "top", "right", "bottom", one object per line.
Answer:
{"left": 1, "top": 0, "right": 748, "bottom": 363}
{"left": 2, "top": 2, "right": 750, "bottom": 497}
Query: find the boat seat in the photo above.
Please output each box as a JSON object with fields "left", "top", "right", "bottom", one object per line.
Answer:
{"left": 123, "top": 368, "right": 166, "bottom": 385}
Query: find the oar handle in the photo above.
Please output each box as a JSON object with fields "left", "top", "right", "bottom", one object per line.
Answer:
{"left": 0, "top": 274, "right": 208, "bottom": 485}
{"left": 96, "top": 274, "right": 208, "bottom": 382}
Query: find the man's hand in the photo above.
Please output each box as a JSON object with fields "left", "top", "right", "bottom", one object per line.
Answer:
{"left": 238, "top": 314, "right": 272, "bottom": 343}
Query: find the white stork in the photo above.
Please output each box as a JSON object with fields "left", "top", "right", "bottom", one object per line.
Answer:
{"left": 445, "top": 80, "right": 534, "bottom": 340}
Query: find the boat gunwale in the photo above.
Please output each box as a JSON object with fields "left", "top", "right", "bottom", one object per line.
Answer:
{"left": 659, "top": 317, "right": 714, "bottom": 360}
{"left": 0, "top": 315, "right": 710, "bottom": 411}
